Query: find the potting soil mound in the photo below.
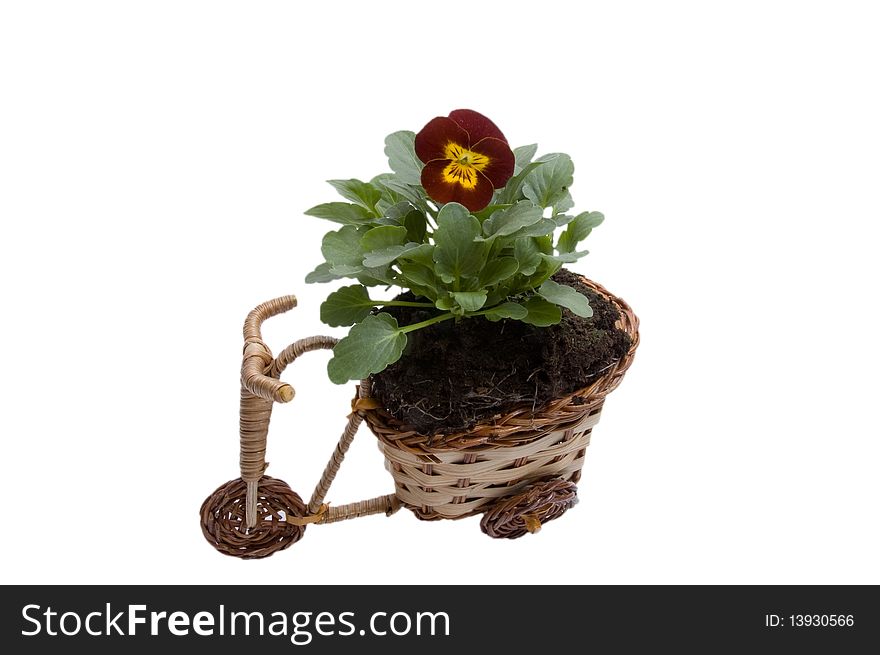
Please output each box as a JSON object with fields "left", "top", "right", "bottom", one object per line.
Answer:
{"left": 370, "top": 269, "right": 631, "bottom": 435}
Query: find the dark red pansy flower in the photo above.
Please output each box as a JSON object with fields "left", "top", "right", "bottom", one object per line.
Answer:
{"left": 414, "top": 109, "right": 515, "bottom": 212}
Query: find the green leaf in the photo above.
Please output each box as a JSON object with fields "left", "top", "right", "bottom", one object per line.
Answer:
{"left": 384, "top": 131, "right": 423, "bottom": 185}
{"left": 362, "top": 243, "right": 422, "bottom": 268}
{"left": 553, "top": 214, "right": 576, "bottom": 227}
{"left": 514, "top": 217, "right": 557, "bottom": 238}
{"left": 361, "top": 225, "right": 407, "bottom": 252}
{"left": 434, "top": 295, "right": 455, "bottom": 311}
{"left": 327, "top": 179, "right": 382, "bottom": 214}
{"left": 403, "top": 209, "right": 427, "bottom": 243}
{"left": 320, "top": 285, "right": 376, "bottom": 327}
{"left": 398, "top": 261, "right": 439, "bottom": 298}
{"left": 483, "top": 302, "right": 528, "bottom": 322}
{"left": 535, "top": 235, "right": 554, "bottom": 254}
{"left": 407, "top": 285, "right": 437, "bottom": 302}
{"left": 373, "top": 216, "right": 403, "bottom": 227}
{"left": 498, "top": 160, "right": 546, "bottom": 204}
{"left": 357, "top": 266, "right": 396, "bottom": 286}
{"left": 473, "top": 203, "right": 511, "bottom": 222}
{"left": 520, "top": 296, "right": 563, "bottom": 327}
{"left": 513, "top": 144, "right": 538, "bottom": 173}
{"left": 372, "top": 174, "right": 410, "bottom": 215}
{"left": 378, "top": 201, "right": 413, "bottom": 224}
{"left": 327, "top": 313, "right": 407, "bottom": 384}
{"left": 522, "top": 153, "right": 574, "bottom": 209}
{"left": 514, "top": 237, "right": 543, "bottom": 276}
{"left": 326, "top": 264, "right": 363, "bottom": 276}
{"left": 538, "top": 279, "right": 593, "bottom": 318}
{"left": 523, "top": 255, "right": 563, "bottom": 288}
{"left": 554, "top": 191, "right": 574, "bottom": 214}
{"left": 397, "top": 243, "right": 435, "bottom": 267}
{"left": 305, "top": 262, "right": 348, "bottom": 284}
{"left": 484, "top": 288, "right": 509, "bottom": 308}
{"left": 452, "top": 290, "right": 488, "bottom": 312}
{"left": 322, "top": 225, "right": 365, "bottom": 270}
{"left": 483, "top": 200, "right": 544, "bottom": 237}
{"left": 546, "top": 250, "right": 589, "bottom": 264}
{"left": 479, "top": 257, "right": 519, "bottom": 287}
{"left": 305, "top": 202, "right": 373, "bottom": 226}
{"left": 375, "top": 177, "right": 430, "bottom": 213}
{"left": 432, "top": 203, "right": 487, "bottom": 284}
{"left": 372, "top": 174, "right": 404, "bottom": 204}
{"left": 557, "top": 211, "right": 604, "bottom": 253}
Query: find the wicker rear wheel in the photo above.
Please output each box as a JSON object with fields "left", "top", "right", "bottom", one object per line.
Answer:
{"left": 480, "top": 478, "right": 578, "bottom": 539}
{"left": 200, "top": 476, "right": 307, "bottom": 559}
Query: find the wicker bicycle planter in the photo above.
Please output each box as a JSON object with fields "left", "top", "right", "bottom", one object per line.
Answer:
{"left": 201, "top": 277, "right": 638, "bottom": 558}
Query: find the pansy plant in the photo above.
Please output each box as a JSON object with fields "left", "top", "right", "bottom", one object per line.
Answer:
{"left": 304, "top": 109, "right": 604, "bottom": 384}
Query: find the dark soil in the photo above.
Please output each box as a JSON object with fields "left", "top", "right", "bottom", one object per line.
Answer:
{"left": 370, "top": 269, "right": 632, "bottom": 436}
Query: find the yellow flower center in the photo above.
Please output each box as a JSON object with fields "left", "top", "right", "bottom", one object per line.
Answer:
{"left": 442, "top": 142, "right": 490, "bottom": 189}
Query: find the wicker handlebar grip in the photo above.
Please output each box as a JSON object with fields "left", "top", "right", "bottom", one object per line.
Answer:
{"left": 241, "top": 295, "right": 298, "bottom": 403}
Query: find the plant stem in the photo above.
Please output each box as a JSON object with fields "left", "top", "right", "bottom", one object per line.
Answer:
{"left": 395, "top": 303, "right": 513, "bottom": 337}
{"left": 399, "top": 312, "right": 456, "bottom": 334}
{"left": 467, "top": 304, "right": 520, "bottom": 319}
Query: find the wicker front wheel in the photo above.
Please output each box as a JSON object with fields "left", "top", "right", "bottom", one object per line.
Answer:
{"left": 200, "top": 476, "right": 307, "bottom": 559}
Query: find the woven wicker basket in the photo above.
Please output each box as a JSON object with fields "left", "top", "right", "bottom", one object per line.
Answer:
{"left": 201, "top": 277, "right": 638, "bottom": 557}
{"left": 362, "top": 278, "right": 639, "bottom": 528}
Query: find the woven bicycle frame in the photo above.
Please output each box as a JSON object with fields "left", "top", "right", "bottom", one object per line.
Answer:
{"left": 201, "top": 278, "right": 639, "bottom": 558}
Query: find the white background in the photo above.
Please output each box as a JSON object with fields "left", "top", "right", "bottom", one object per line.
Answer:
{"left": 2, "top": 1, "right": 878, "bottom": 585}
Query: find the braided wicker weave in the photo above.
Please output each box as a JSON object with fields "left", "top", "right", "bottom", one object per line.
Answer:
{"left": 362, "top": 278, "right": 639, "bottom": 521}
{"left": 200, "top": 277, "right": 638, "bottom": 557}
